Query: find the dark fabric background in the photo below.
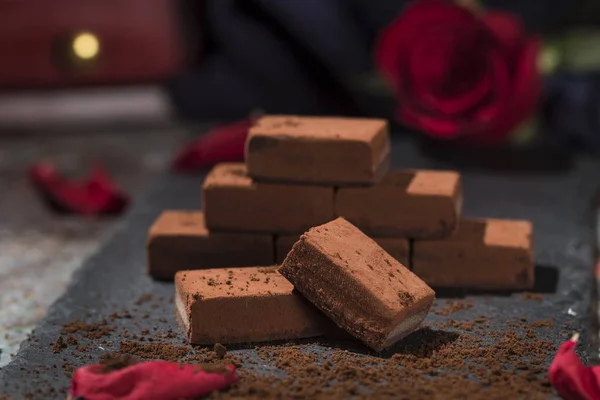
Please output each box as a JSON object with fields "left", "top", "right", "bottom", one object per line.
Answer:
{"left": 167, "top": 0, "right": 577, "bottom": 120}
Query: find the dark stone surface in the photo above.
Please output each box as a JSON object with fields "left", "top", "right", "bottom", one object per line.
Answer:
{"left": 0, "top": 127, "right": 189, "bottom": 368}
{"left": 1, "top": 135, "right": 599, "bottom": 398}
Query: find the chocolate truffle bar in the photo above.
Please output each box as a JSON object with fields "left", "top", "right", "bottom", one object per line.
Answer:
{"left": 335, "top": 170, "right": 462, "bottom": 239}
{"left": 175, "top": 267, "right": 329, "bottom": 344}
{"left": 279, "top": 218, "right": 435, "bottom": 352}
{"left": 275, "top": 234, "right": 409, "bottom": 267}
{"left": 147, "top": 211, "right": 273, "bottom": 280}
{"left": 203, "top": 163, "right": 334, "bottom": 233}
{"left": 412, "top": 218, "right": 534, "bottom": 290}
{"left": 245, "top": 115, "right": 390, "bottom": 186}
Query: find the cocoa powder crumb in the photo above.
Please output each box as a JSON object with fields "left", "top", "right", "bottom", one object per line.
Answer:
{"left": 62, "top": 319, "right": 115, "bottom": 339}
{"left": 257, "top": 268, "right": 277, "bottom": 274}
{"left": 52, "top": 336, "right": 66, "bottom": 353}
{"left": 531, "top": 320, "right": 554, "bottom": 328}
{"left": 397, "top": 291, "right": 414, "bottom": 307}
{"left": 116, "top": 340, "right": 190, "bottom": 362}
{"left": 214, "top": 343, "right": 227, "bottom": 359}
{"left": 205, "top": 324, "right": 555, "bottom": 400}
{"left": 523, "top": 292, "right": 543, "bottom": 301}
{"left": 195, "top": 363, "right": 232, "bottom": 375}
{"left": 435, "top": 300, "right": 473, "bottom": 316}
{"left": 135, "top": 294, "right": 153, "bottom": 305}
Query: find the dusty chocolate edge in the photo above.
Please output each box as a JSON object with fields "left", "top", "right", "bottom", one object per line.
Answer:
{"left": 279, "top": 238, "right": 394, "bottom": 350}
{"left": 359, "top": 224, "right": 457, "bottom": 240}
{"left": 248, "top": 175, "right": 384, "bottom": 188}
{"left": 247, "top": 135, "right": 280, "bottom": 153}
{"left": 249, "top": 150, "right": 391, "bottom": 188}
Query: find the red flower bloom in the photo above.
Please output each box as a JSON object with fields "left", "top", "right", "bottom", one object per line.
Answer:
{"left": 375, "top": 0, "right": 541, "bottom": 144}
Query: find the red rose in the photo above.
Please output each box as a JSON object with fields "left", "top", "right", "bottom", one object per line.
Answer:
{"left": 375, "top": 0, "right": 541, "bottom": 143}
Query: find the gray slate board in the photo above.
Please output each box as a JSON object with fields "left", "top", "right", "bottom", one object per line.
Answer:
{"left": 1, "top": 135, "right": 599, "bottom": 399}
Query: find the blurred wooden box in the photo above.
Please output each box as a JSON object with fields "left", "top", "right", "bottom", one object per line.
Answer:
{"left": 0, "top": 0, "right": 187, "bottom": 88}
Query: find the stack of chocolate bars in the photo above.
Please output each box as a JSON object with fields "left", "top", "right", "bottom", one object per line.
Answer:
{"left": 146, "top": 115, "right": 534, "bottom": 348}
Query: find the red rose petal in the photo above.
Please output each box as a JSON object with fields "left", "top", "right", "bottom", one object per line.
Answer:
{"left": 28, "top": 162, "right": 129, "bottom": 216}
{"left": 408, "top": 29, "right": 493, "bottom": 116}
{"left": 483, "top": 12, "right": 526, "bottom": 62}
{"left": 85, "top": 165, "right": 130, "bottom": 215}
{"left": 474, "top": 38, "right": 541, "bottom": 144}
{"left": 173, "top": 118, "right": 254, "bottom": 173}
{"left": 549, "top": 335, "right": 600, "bottom": 400}
{"left": 70, "top": 361, "right": 238, "bottom": 400}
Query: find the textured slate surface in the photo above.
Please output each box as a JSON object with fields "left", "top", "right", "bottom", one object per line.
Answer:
{"left": 0, "top": 127, "right": 189, "bottom": 368}
{"left": 1, "top": 135, "right": 599, "bottom": 398}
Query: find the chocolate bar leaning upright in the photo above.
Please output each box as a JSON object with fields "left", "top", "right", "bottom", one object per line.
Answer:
{"left": 245, "top": 115, "right": 390, "bottom": 186}
{"left": 412, "top": 218, "right": 534, "bottom": 290}
{"left": 279, "top": 217, "right": 435, "bottom": 352}
{"left": 275, "top": 234, "right": 409, "bottom": 267}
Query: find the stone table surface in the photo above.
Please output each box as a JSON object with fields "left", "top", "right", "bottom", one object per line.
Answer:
{"left": 0, "top": 127, "right": 189, "bottom": 367}
{"left": 1, "top": 134, "right": 599, "bottom": 399}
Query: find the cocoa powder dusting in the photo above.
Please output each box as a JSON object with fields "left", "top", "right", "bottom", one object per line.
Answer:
{"left": 62, "top": 319, "right": 115, "bottom": 339}
{"left": 36, "top": 301, "right": 559, "bottom": 400}
{"left": 206, "top": 325, "right": 555, "bottom": 400}
{"left": 214, "top": 343, "right": 227, "bottom": 359}
{"left": 52, "top": 336, "right": 66, "bottom": 353}
{"left": 117, "top": 340, "right": 190, "bottom": 362}
{"left": 434, "top": 300, "right": 473, "bottom": 316}
{"left": 522, "top": 292, "right": 543, "bottom": 301}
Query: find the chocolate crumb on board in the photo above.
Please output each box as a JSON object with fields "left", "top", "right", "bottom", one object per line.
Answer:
{"left": 98, "top": 353, "right": 139, "bottom": 374}
{"left": 202, "top": 320, "right": 555, "bottom": 399}
{"left": 62, "top": 319, "right": 115, "bottom": 339}
{"left": 523, "top": 292, "right": 543, "bottom": 301}
{"left": 195, "top": 363, "right": 232, "bottom": 375}
{"left": 34, "top": 305, "right": 559, "bottom": 400}
{"left": 531, "top": 320, "right": 554, "bottom": 328}
{"left": 52, "top": 336, "right": 66, "bottom": 353}
{"left": 117, "top": 340, "right": 190, "bottom": 362}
